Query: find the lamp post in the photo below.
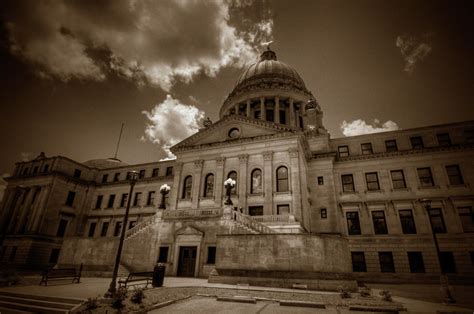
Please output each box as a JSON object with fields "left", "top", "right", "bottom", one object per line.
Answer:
{"left": 159, "top": 184, "right": 170, "bottom": 209}
{"left": 419, "top": 198, "right": 456, "bottom": 304}
{"left": 106, "top": 170, "right": 138, "bottom": 297}
{"left": 224, "top": 178, "right": 236, "bottom": 205}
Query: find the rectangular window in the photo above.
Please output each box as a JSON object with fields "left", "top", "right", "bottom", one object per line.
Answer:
{"left": 113, "top": 221, "right": 122, "bottom": 237}
{"left": 207, "top": 246, "right": 216, "bottom": 264}
{"left": 23, "top": 167, "right": 29, "bottom": 175}
{"left": 10, "top": 246, "right": 17, "bottom": 261}
{"left": 372, "top": 211, "right": 388, "bottom": 234}
{"left": 351, "top": 252, "right": 367, "bottom": 272}
{"left": 266, "top": 109, "right": 274, "bottom": 122}
{"left": 365, "top": 172, "right": 380, "bottom": 191}
{"left": 440, "top": 252, "right": 456, "bottom": 273}
{"left": 407, "top": 252, "right": 425, "bottom": 273}
{"left": 379, "top": 252, "right": 395, "bottom": 273}
{"left": 390, "top": 170, "right": 407, "bottom": 189}
{"left": 65, "top": 191, "right": 76, "bottom": 207}
{"left": 133, "top": 192, "right": 142, "bottom": 207}
{"left": 417, "top": 167, "right": 434, "bottom": 187}
{"left": 254, "top": 110, "right": 261, "bottom": 119}
{"left": 321, "top": 208, "right": 327, "bottom": 219}
{"left": 249, "top": 206, "right": 263, "bottom": 216}
{"left": 346, "top": 211, "right": 361, "bottom": 235}
{"left": 399, "top": 210, "right": 417, "bottom": 234}
{"left": 113, "top": 173, "right": 120, "bottom": 182}
{"left": 88, "top": 222, "right": 97, "bottom": 237}
{"left": 139, "top": 169, "right": 146, "bottom": 179}
{"left": 147, "top": 191, "right": 156, "bottom": 206}
{"left": 428, "top": 208, "right": 446, "bottom": 233}
{"left": 95, "top": 195, "right": 103, "bottom": 209}
{"left": 73, "top": 169, "right": 81, "bottom": 179}
{"left": 107, "top": 194, "right": 116, "bottom": 209}
{"left": 338, "top": 145, "right": 349, "bottom": 158}
{"left": 458, "top": 206, "right": 474, "bottom": 233}
{"left": 56, "top": 219, "right": 68, "bottom": 237}
{"left": 101, "top": 222, "right": 109, "bottom": 237}
{"left": 166, "top": 167, "right": 173, "bottom": 176}
{"left": 410, "top": 136, "right": 424, "bottom": 149}
{"left": 49, "top": 248, "right": 60, "bottom": 264}
{"left": 279, "top": 110, "right": 286, "bottom": 124}
{"left": 102, "top": 174, "right": 108, "bottom": 183}
{"left": 120, "top": 193, "right": 128, "bottom": 207}
{"left": 158, "top": 246, "right": 169, "bottom": 263}
{"left": 341, "top": 174, "right": 355, "bottom": 192}
{"left": 446, "top": 165, "right": 464, "bottom": 185}
{"left": 361, "top": 143, "right": 373, "bottom": 155}
{"left": 152, "top": 168, "right": 159, "bottom": 177}
{"left": 128, "top": 221, "right": 136, "bottom": 229}
{"left": 277, "top": 204, "right": 290, "bottom": 215}
{"left": 385, "top": 140, "right": 398, "bottom": 152}
{"left": 43, "top": 164, "right": 49, "bottom": 172}
{"left": 437, "top": 133, "right": 451, "bottom": 147}
{"left": 33, "top": 166, "right": 38, "bottom": 174}
{"left": 317, "top": 176, "right": 324, "bottom": 185}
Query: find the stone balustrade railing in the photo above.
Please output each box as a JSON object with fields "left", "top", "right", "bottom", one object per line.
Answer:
{"left": 162, "top": 208, "right": 222, "bottom": 219}
{"left": 234, "top": 211, "right": 275, "bottom": 234}
{"left": 249, "top": 215, "right": 291, "bottom": 223}
{"left": 125, "top": 214, "right": 159, "bottom": 240}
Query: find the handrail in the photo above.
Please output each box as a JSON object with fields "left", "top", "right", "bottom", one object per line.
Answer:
{"left": 125, "top": 214, "right": 159, "bottom": 240}
{"left": 234, "top": 211, "right": 274, "bottom": 234}
{"left": 162, "top": 208, "right": 222, "bottom": 219}
{"left": 249, "top": 215, "right": 291, "bottom": 223}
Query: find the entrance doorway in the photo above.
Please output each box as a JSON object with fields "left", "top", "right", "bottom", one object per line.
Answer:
{"left": 177, "top": 246, "right": 197, "bottom": 277}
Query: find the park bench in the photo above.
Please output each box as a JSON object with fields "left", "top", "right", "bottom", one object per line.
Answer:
{"left": 39, "top": 263, "right": 82, "bottom": 286}
{"left": 118, "top": 271, "right": 154, "bottom": 289}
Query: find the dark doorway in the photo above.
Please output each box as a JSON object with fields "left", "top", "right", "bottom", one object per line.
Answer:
{"left": 177, "top": 246, "right": 197, "bottom": 277}
{"left": 249, "top": 206, "right": 263, "bottom": 216}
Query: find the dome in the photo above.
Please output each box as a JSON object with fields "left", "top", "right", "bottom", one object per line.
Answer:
{"left": 83, "top": 158, "right": 128, "bottom": 169}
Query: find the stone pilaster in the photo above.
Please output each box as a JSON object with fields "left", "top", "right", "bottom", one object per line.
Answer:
{"left": 191, "top": 160, "right": 204, "bottom": 209}
{"left": 263, "top": 151, "right": 273, "bottom": 215}
{"left": 246, "top": 99, "right": 251, "bottom": 117}
{"left": 7, "top": 189, "right": 26, "bottom": 233}
{"left": 26, "top": 186, "right": 44, "bottom": 232}
{"left": 169, "top": 162, "right": 183, "bottom": 210}
{"left": 289, "top": 98, "right": 295, "bottom": 127}
{"left": 260, "top": 97, "right": 266, "bottom": 121}
{"left": 275, "top": 97, "right": 280, "bottom": 123}
{"left": 238, "top": 154, "right": 248, "bottom": 211}
{"left": 29, "top": 185, "right": 50, "bottom": 233}
{"left": 15, "top": 187, "right": 36, "bottom": 233}
{"left": 289, "top": 148, "right": 302, "bottom": 221}
{"left": 214, "top": 157, "right": 225, "bottom": 207}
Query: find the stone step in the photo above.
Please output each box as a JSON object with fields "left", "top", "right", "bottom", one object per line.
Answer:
{"left": 0, "top": 295, "right": 75, "bottom": 310}
{"left": 0, "top": 300, "right": 69, "bottom": 314}
{"left": 0, "top": 307, "right": 34, "bottom": 314}
{"left": 0, "top": 291, "right": 84, "bottom": 305}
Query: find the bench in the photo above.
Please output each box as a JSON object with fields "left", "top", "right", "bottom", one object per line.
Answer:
{"left": 39, "top": 264, "right": 82, "bottom": 286}
{"left": 118, "top": 271, "right": 154, "bottom": 289}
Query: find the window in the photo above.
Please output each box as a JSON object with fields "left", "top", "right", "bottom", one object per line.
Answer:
{"left": 249, "top": 206, "right": 263, "bottom": 216}
{"left": 65, "top": 191, "right": 76, "bottom": 207}
{"left": 338, "top": 145, "right": 349, "bottom": 158}
{"left": 133, "top": 192, "right": 142, "bottom": 207}
{"left": 158, "top": 246, "right": 169, "bottom": 263}
{"left": 408, "top": 252, "right": 425, "bottom": 273}
{"left": 228, "top": 128, "right": 240, "bottom": 138}
{"left": 417, "top": 167, "right": 434, "bottom": 187}
{"left": 254, "top": 110, "right": 261, "bottom": 119}
{"left": 299, "top": 116, "right": 303, "bottom": 128}
{"left": 43, "top": 164, "right": 50, "bottom": 172}
{"left": 147, "top": 191, "right": 155, "bottom": 206}
{"left": 276, "top": 166, "right": 289, "bottom": 192}
{"left": 10, "top": 246, "right": 17, "bottom": 261}
{"left": 365, "top": 172, "right": 380, "bottom": 191}
{"left": 385, "top": 140, "right": 398, "bottom": 152}
{"left": 113, "top": 173, "right": 120, "bottom": 182}
{"left": 107, "top": 194, "right": 115, "bottom": 208}
{"left": 372, "top": 211, "right": 388, "bottom": 234}
{"left": 341, "top": 174, "right": 355, "bottom": 192}
{"left": 249, "top": 169, "right": 263, "bottom": 194}
{"left": 33, "top": 166, "right": 38, "bottom": 174}
{"left": 23, "top": 167, "right": 29, "bottom": 175}
{"left": 266, "top": 109, "right": 274, "bottom": 122}
{"left": 361, "top": 143, "right": 373, "bottom": 155}
{"left": 437, "top": 133, "right": 451, "bottom": 147}
{"left": 139, "top": 169, "right": 146, "bottom": 179}
{"left": 227, "top": 171, "right": 237, "bottom": 195}
{"left": 128, "top": 221, "right": 136, "bottom": 229}
{"left": 101, "top": 222, "right": 109, "bottom": 237}
{"left": 49, "top": 248, "right": 60, "bottom": 264}
{"left": 120, "top": 193, "right": 128, "bottom": 207}
{"left": 102, "top": 174, "right": 108, "bottom": 183}
{"left": 399, "top": 210, "right": 417, "bottom": 234}
{"left": 428, "top": 208, "right": 446, "bottom": 233}
{"left": 410, "top": 136, "right": 424, "bottom": 149}
{"left": 390, "top": 170, "right": 407, "bottom": 189}
{"left": 152, "top": 168, "right": 159, "bottom": 177}
{"left": 207, "top": 246, "right": 216, "bottom": 264}
{"left": 88, "top": 222, "right": 97, "bottom": 237}
{"left": 317, "top": 176, "right": 324, "bottom": 185}
{"left": 351, "top": 252, "right": 367, "bottom": 272}
{"left": 379, "top": 252, "right": 395, "bottom": 273}
{"left": 73, "top": 169, "right": 81, "bottom": 179}
{"left": 182, "top": 176, "right": 192, "bottom": 199}
{"left": 440, "top": 252, "right": 456, "bottom": 273}
{"left": 203, "top": 173, "right": 214, "bottom": 197}
{"left": 320, "top": 208, "right": 327, "bottom": 219}
{"left": 114, "top": 221, "right": 122, "bottom": 237}
{"left": 279, "top": 110, "right": 286, "bottom": 124}
{"left": 166, "top": 167, "right": 173, "bottom": 176}
{"left": 56, "top": 219, "right": 68, "bottom": 237}
{"left": 95, "top": 195, "right": 103, "bottom": 209}
{"left": 346, "top": 212, "right": 361, "bottom": 235}
{"left": 458, "top": 207, "right": 474, "bottom": 233}
{"left": 446, "top": 165, "right": 464, "bottom": 185}
{"left": 277, "top": 204, "right": 290, "bottom": 215}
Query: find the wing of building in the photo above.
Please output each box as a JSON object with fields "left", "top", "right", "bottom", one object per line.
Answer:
{"left": 1, "top": 48, "right": 473, "bottom": 287}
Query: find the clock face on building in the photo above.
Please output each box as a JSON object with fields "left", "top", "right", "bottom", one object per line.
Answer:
{"left": 228, "top": 127, "right": 240, "bottom": 139}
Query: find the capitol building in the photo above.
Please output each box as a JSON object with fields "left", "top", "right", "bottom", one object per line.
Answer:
{"left": 0, "top": 48, "right": 473, "bottom": 289}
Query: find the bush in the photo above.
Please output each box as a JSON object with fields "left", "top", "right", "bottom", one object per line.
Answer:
{"left": 338, "top": 287, "right": 352, "bottom": 299}
{"left": 131, "top": 288, "right": 145, "bottom": 304}
{"left": 359, "top": 287, "right": 371, "bottom": 297}
{"left": 0, "top": 271, "right": 21, "bottom": 287}
{"left": 379, "top": 290, "right": 392, "bottom": 302}
{"left": 84, "top": 296, "right": 99, "bottom": 310}
{"left": 111, "top": 287, "right": 128, "bottom": 309}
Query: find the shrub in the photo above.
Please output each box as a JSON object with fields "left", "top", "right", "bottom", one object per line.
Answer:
{"left": 359, "top": 287, "right": 371, "bottom": 297}
{"left": 111, "top": 287, "right": 128, "bottom": 309}
{"left": 131, "top": 288, "right": 145, "bottom": 304}
{"left": 379, "top": 290, "right": 392, "bottom": 302}
{"left": 84, "top": 296, "right": 99, "bottom": 310}
{"left": 338, "top": 287, "right": 352, "bottom": 299}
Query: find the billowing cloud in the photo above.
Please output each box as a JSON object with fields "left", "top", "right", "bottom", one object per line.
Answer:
{"left": 396, "top": 34, "right": 432, "bottom": 74}
{"left": 143, "top": 95, "right": 205, "bottom": 159}
{"left": 4, "top": 0, "right": 273, "bottom": 91}
{"left": 341, "top": 119, "right": 400, "bottom": 136}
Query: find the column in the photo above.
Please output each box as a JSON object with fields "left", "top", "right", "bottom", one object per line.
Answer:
{"left": 234, "top": 104, "right": 239, "bottom": 115}
{"left": 169, "top": 162, "right": 183, "bottom": 210}
{"left": 30, "top": 185, "right": 50, "bottom": 233}
{"left": 246, "top": 99, "right": 251, "bottom": 117}
{"left": 7, "top": 189, "right": 26, "bottom": 233}
{"left": 15, "top": 187, "right": 36, "bottom": 233}
{"left": 289, "top": 98, "right": 295, "bottom": 127}
{"left": 260, "top": 97, "right": 266, "bottom": 121}
{"left": 214, "top": 157, "right": 225, "bottom": 207}
{"left": 263, "top": 151, "right": 273, "bottom": 215}
{"left": 191, "top": 160, "right": 204, "bottom": 209}
{"left": 275, "top": 97, "right": 280, "bottom": 124}
{"left": 26, "top": 186, "right": 44, "bottom": 232}
{"left": 238, "top": 154, "right": 248, "bottom": 211}
{"left": 289, "top": 148, "right": 302, "bottom": 221}
{"left": 0, "top": 189, "right": 18, "bottom": 233}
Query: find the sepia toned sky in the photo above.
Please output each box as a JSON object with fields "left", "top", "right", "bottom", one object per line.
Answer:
{"left": 0, "top": 0, "right": 473, "bottom": 176}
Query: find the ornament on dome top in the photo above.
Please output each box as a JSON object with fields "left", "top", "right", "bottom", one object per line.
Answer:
{"left": 202, "top": 117, "right": 213, "bottom": 128}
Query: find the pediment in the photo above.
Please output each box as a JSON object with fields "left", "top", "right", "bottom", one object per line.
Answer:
{"left": 175, "top": 225, "right": 204, "bottom": 236}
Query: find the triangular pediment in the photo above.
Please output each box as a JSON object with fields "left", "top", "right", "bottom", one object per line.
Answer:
{"left": 172, "top": 115, "right": 297, "bottom": 151}
{"left": 175, "top": 225, "right": 204, "bottom": 236}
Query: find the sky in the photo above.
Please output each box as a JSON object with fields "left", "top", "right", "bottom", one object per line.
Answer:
{"left": 0, "top": 0, "right": 473, "bottom": 176}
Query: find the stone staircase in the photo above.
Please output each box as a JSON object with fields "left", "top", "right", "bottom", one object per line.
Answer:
{"left": 230, "top": 210, "right": 275, "bottom": 234}
{"left": 125, "top": 212, "right": 161, "bottom": 240}
{"left": 0, "top": 291, "right": 84, "bottom": 313}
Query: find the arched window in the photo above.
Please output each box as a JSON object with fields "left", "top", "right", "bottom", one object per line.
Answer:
{"left": 276, "top": 166, "right": 289, "bottom": 192}
{"left": 203, "top": 173, "right": 214, "bottom": 197}
{"left": 227, "top": 171, "right": 237, "bottom": 195}
{"left": 251, "top": 169, "right": 263, "bottom": 194}
{"left": 182, "top": 175, "right": 192, "bottom": 199}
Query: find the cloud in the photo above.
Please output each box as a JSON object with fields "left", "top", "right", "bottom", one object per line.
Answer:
{"left": 4, "top": 0, "right": 273, "bottom": 91}
{"left": 341, "top": 119, "right": 400, "bottom": 136}
{"left": 396, "top": 34, "right": 432, "bottom": 74}
{"left": 142, "top": 95, "right": 205, "bottom": 159}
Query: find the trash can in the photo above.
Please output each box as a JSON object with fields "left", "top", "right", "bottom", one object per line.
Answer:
{"left": 152, "top": 263, "right": 166, "bottom": 287}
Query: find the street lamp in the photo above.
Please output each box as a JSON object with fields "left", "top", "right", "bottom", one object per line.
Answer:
{"left": 224, "top": 178, "right": 236, "bottom": 205}
{"left": 419, "top": 198, "right": 456, "bottom": 304}
{"left": 106, "top": 170, "right": 138, "bottom": 297}
{"left": 158, "top": 184, "right": 171, "bottom": 209}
